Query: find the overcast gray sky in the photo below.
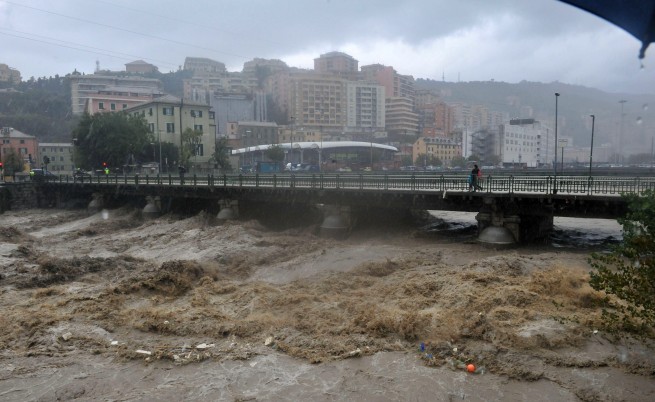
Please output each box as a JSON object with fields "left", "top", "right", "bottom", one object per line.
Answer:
{"left": 1, "top": 0, "right": 653, "bottom": 94}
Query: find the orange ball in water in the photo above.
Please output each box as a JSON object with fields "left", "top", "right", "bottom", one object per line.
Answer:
{"left": 466, "top": 364, "right": 476, "bottom": 373}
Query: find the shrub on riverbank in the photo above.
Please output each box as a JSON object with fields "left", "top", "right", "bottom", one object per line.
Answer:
{"left": 589, "top": 189, "right": 655, "bottom": 334}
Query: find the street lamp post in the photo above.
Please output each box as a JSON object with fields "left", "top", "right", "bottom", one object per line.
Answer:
{"left": 553, "top": 92, "right": 560, "bottom": 194}
{"left": 245, "top": 129, "right": 252, "bottom": 169}
{"left": 289, "top": 117, "right": 295, "bottom": 165}
{"left": 589, "top": 114, "right": 595, "bottom": 177}
{"left": 561, "top": 147, "right": 564, "bottom": 172}
{"left": 619, "top": 100, "right": 627, "bottom": 164}
{"left": 651, "top": 134, "right": 654, "bottom": 171}
{"left": 158, "top": 130, "right": 162, "bottom": 174}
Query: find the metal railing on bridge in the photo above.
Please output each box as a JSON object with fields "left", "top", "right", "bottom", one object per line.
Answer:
{"left": 47, "top": 173, "right": 655, "bottom": 196}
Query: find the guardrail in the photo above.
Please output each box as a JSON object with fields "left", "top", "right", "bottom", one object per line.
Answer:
{"left": 48, "top": 173, "right": 655, "bottom": 196}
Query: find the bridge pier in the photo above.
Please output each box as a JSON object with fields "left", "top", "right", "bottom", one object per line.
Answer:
{"left": 88, "top": 193, "right": 104, "bottom": 214}
{"left": 476, "top": 197, "right": 553, "bottom": 244}
{"left": 319, "top": 205, "right": 351, "bottom": 238}
{"left": 142, "top": 196, "right": 161, "bottom": 219}
{"left": 217, "top": 199, "right": 239, "bottom": 220}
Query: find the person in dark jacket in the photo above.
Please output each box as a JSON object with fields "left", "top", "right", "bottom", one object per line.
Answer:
{"left": 469, "top": 164, "right": 483, "bottom": 191}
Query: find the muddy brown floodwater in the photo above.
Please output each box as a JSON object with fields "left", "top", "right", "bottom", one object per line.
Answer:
{"left": 0, "top": 208, "right": 654, "bottom": 401}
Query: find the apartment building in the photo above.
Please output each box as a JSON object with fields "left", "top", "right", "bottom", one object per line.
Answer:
{"left": 0, "top": 63, "right": 21, "bottom": 84}
{"left": 313, "top": 51, "right": 360, "bottom": 80}
{"left": 242, "top": 58, "right": 289, "bottom": 75}
{"left": 385, "top": 97, "right": 419, "bottom": 136}
{"left": 360, "top": 64, "right": 417, "bottom": 137}
{"left": 69, "top": 73, "right": 162, "bottom": 115}
{"left": 183, "top": 57, "right": 227, "bottom": 75}
{"left": 183, "top": 71, "right": 259, "bottom": 103}
{"left": 210, "top": 93, "right": 257, "bottom": 137}
{"left": 360, "top": 64, "right": 415, "bottom": 100}
{"left": 125, "top": 60, "right": 158, "bottom": 74}
{"left": 415, "top": 89, "right": 441, "bottom": 108}
{"left": 125, "top": 95, "right": 216, "bottom": 169}
{"left": 417, "top": 101, "right": 454, "bottom": 137}
{"left": 0, "top": 127, "right": 38, "bottom": 170}
{"left": 413, "top": 136, "right": 461, "bottom": 167}
{"left": 38, "top": 143, "right": 75, "bottom": 174}
{"left": 286, "top": 72, "right": 347, "bottom": 130}
{"left": 84, "top": 86, "right": 165, "bottom": 114}
{"left": 345, "top": 82, "right": 385, "bottom": 131}
{"left": 236, "top": 121, "right": 280, "bottom": 149}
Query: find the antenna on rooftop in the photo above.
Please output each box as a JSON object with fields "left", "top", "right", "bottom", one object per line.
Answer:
{"left": 95, "top": 60, "right": 100, "bottom": 73}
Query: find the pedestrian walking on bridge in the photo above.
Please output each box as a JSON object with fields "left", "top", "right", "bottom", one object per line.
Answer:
{"left": 469, "top": 164, "right": 483, "bottom": 192}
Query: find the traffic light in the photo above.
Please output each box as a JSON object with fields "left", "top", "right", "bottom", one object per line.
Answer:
{"left": 102, "top": 162, "right": 107, "bottom": 167}
{"left": 0, "top": 161, "right": 3, "bottom": 171}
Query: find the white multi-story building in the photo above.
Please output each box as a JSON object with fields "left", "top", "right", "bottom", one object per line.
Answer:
{"left": 69, "top": 72, "right": 162, "bottom": 115}
{"left": 499, "top": 119, "right": 553, "bottom": 167}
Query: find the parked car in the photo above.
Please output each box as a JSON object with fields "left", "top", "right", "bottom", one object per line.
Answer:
{"left": 30, "top": 169, "right": 57, "bottom": 180}
{"left": 73, "top": 169, "right": 92, "bottom": 179}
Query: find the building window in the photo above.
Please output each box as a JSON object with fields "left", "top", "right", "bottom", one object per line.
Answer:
{"left": 110, "top": 103, "right": 116, "bottom": 111}
{"left": 194, "top": 125, "right": 203, "bottom": 132}
{"left": 149, "top": 123, "right": 155, "bottom": 133}
{"left": 195, "top": 144, "right": 204, "bottom": 156}
{"left": 166, "top": 123, "right": 175, "bottom": 133}
{"left": 163, "top": 107, "right": 174, "bottom": 116}
{"left": 99, "top": 102, "right": 104, "bottom": 110}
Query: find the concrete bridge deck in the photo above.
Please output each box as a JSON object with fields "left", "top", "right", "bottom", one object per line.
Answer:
{"left": 4, "top": 173, "right": 654, "bottom": 243}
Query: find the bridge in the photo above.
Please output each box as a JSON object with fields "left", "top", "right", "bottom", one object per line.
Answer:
{"left": 3, "top": 173, "right": 654, "bottom": 244}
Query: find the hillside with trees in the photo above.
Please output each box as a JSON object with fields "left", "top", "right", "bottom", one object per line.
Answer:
{"left": 0, "top": 75, "right": 77, "bottom": 142}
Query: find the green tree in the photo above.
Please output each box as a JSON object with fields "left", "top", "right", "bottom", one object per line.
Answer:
{"left": 589, "top": 190, "right": 655, "bottom": 332}
{"left": 265, "top": 144, "right": 285, "bottom": 163}
{"left": 212, "top": 137, "right": 233, "bottom": 172}
{"left": 180, "top": 128, "right": 203, "bottom": 168}
{"left": 2, "top": 148, "right": 27, "bottom": 175}
{"left": 71, "top": 112, "right": 152, "bottom": 171}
